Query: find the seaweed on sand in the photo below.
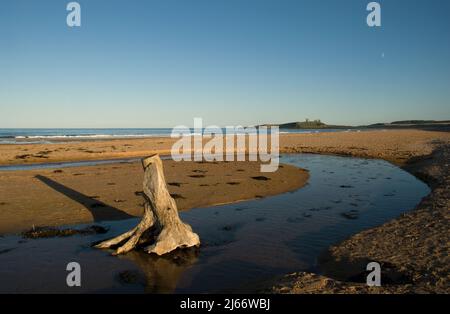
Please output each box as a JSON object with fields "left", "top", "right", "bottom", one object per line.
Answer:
{"left": 22, "top": 225, "right": 109, "bottom": 239}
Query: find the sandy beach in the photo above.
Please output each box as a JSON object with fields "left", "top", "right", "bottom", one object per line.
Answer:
{"left": 0, "top": 159, "right": 307, "bottom": 234}
{"left": 1, "top": 129, "right": 449, "bottom": 293}
{"left": 0, "top": 129, "right": 445, "bottom": 166}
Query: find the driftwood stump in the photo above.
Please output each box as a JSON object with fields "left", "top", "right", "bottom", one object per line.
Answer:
{"left": 95, "top": 154, "right": 200, "bottom": 255}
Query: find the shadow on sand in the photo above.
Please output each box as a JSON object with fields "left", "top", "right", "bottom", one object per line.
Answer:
{"left": 35, "top": 175, "right": 134, "bottom": 222}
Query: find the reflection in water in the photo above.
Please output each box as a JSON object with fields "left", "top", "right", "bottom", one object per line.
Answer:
{"left": 0, "top": 154, "right": 430, "bottom": 293}
{"left": 118, "top": 249, "right": 199, "bottom": 293}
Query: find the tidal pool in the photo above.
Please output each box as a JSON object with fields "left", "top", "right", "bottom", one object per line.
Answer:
{"left": 0, "top": 154, "right": 429, "bottom": 293}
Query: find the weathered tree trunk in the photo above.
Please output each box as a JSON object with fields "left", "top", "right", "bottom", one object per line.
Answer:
{"left": 95, "top": 154, "right": 200, "bottom": 255}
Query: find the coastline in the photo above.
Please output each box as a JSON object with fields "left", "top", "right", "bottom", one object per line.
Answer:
{"left": 0, "top": 129, "right": 449, "bottom": 293}
{"left": 0, "top": 129, "right": 447, "bottom": 166}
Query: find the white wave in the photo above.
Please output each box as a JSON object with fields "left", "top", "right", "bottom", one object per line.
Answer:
{"left": 15, "top": 134, "right": 173, "bottom": 139}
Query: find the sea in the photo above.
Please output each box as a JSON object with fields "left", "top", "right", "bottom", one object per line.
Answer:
{"left": 0, "top": 128, "right": 357, "bottom": 144}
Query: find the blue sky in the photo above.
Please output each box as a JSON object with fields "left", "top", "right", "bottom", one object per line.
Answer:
{"left": 1, "top": 0, "right": 449, "bottom": 127}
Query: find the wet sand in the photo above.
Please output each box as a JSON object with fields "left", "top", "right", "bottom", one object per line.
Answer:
{"left": 1, "top": 129, "right": 449, "bottom": 293}
{"left": 0, "top": 160, "right": 308, "bottom": 234}
{"left": 270, "top": 131, "right": 450, "bottom": 294}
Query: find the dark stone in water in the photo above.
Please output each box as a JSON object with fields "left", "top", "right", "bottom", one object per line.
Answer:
{"left": 222, "top": 225, "right": 233, "bottom": 231}
{"left": 117, "top": 270, "right": 146, "bottom": 285}
{"left": 200, "top": 239, "right": 234, "bottom": 248}
{"left": 341, "top": 210, "right": 359, "bottom": 220}
{"left": 0, "top": 248, "right": 16, "bottom": 255}
{"left": 287, "top": 217, "right": 304, "bottom": 223}
{"left": 309, "top": 206, "right": 332, "bottom": 212}
{"left": 22, "top": 225, "right": 109, "bottom": 239}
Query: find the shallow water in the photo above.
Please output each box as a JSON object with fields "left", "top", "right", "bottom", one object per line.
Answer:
{"left": 0, "top": 158, "right": 141, "bottom": 171}
{"left": 0, "top": 154, "right": 429, "bottom": 293}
